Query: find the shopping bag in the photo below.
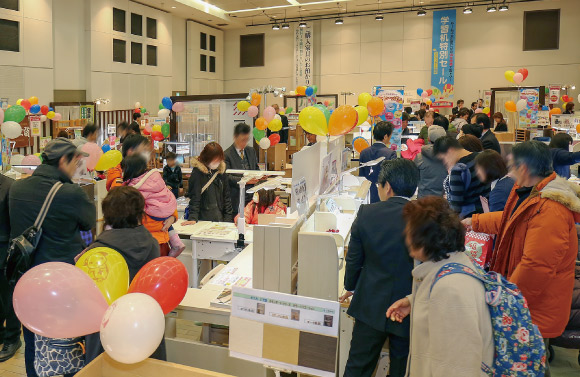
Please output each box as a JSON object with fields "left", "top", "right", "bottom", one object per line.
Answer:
{"left": 464, "top": 231, "right": 493, "bottom": 268}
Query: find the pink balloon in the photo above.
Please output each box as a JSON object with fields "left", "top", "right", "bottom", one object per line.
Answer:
{"left": 513, "top": 72, "right": 524, "bottom": 85}
{"left": 0, "top": 108, "right": 4, "bottom": 124}
{"left": 421, "top": 92, "right": 429, "bottom": 98}
{"left": 172, "top": 102, "right": 185, "bottom": 113}
{"left": 21, "top": 154, "right": 41, "bottom": 166}
{"left": 263, "top": 106, "right": 276, "bottom": 122}
{"left": 53, "top": 113, "right": 62, "bottom": 121}
{"left": 81, "top": 142, "right": 104, "bottom": 171}
{"left": 13, "top": 262, "right": 109, "bottom": 338}
{"left": 248, "top": 106, "right": 259, "bottom": 118}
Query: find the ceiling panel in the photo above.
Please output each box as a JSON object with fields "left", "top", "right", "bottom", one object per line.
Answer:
{"left": 208, "top": 0, "right": 290, "bottom": 12}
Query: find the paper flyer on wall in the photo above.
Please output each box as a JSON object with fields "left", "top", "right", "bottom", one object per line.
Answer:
{"left": 373, "top": 87, "right": 404, "bottom": 151}
{"left": 518, "top": 88, "right": 539, "bottom": 128}
{"left": 29, "top": 116, "right": 42, "bottom": 137}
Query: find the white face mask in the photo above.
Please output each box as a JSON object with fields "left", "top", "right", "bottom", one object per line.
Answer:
{"left": 209, "top": 161, "right": 220, "bottom": 170}
{"left": 140, "top": 151, "right": 151, "bottom": 161}
{"left": 252, "top": 193, "right": 259, "bottom": 203}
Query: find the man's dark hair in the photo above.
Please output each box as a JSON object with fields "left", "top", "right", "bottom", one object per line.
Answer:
{"left": 82, "top": 123, "right": 98, "bottom": 138}
{"left": 42, "top": 151, "right": 76, "bottom": 167}
{"left": 458, "top": 108, "right": 471, "bottom": 118}
{"left": 475, "top": 150, "right": 508, "bottom": 183}
{"left": 122, "top": 155, "right": 148, "bottom": 182}
{"left": 373, "top": 121, "right": 394, "bottom": 141}
{"left": 457, "top": 99, "right": 464, "bottom": 105}
{"left": 462, "top": 123, "right": 483, "bottom": 138}
{"left": 433, "top": 116, "right": 449, "bottom": 131}
{"left": 57, "top": 130, "right": 69, "bottom": 138}
{"left": 133, "top": 113, "right": 141, "bottom": 121}
{"left": 404, "top": 107, "right": 412, "bottom": 115}
{"left": 403, "top": 196, "right": 465, "bottom": 262}
{"left": 102, "top": 186, "right": 145, "bottom": 229}
{"left": 166, "top": 151, "right": 177, "bottom": 160}
{"left": 512, "top": 140, "right": 553, "bottom": 178}
{"left": 234, "top": 122, "right": 251, "bottom": 136}
{"left": 122, "top": 135, "right": 149, "bottom": 157}
{"left": 416, "top": 109, "right": 426, "bottom": 119}
{"left": 118, "top": 121, "right": 129, "bottom": 132}
{"left": 471, "top": 102, "right": 477, "bottom": 108}
{"left": 565, "top": 102, "right": 575, "bottom": 113}
{"left": 459, "top": 135, "right": 483, "bottom": 152}
{"left": 130, "top": 122, "right": 141, "bottom": 134}
{"left": 549, "top": 133, "right": 573, "bottom": 151}
{"left": 475, "top": 114, "right": 491, "bottom": 129}
{"left": 409, "top": 116, "right": 419, "bottom": 122}
{"left": 433, "top": 136, "right": 462, "bottom": 156}
{"left": 402, "top": 112, "right": 410, "bottom": 122}
{"left": 377, "top": 158, "right": 419, "bottom": 198}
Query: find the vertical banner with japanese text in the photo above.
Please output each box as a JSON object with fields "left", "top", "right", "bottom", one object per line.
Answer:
{"left": 431, "top": 10, "right": 456, "bottom": 100}
{"left": 293, "top": 22, "right": 314, "bottom": 88}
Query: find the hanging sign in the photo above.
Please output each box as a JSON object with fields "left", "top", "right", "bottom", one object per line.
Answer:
{"left": 549, "top": 85, "right": 561, "bottom": 104}
{"left": 374, "top": 87, "right": 404, "bottom": 151}
{"left": 30, "top": 116, "right": 42, "bottom": 137}
{"left": 292, "top": 177, "right": 308, "bottom": 216}
{"left": 293, "top": 22, "right": 314, "bottom": 87}
{"left": 431, "top": 10, "right": 456, "bottom": 100}
{"left": 518, "top": 88, "right": 540, "bottom": 128}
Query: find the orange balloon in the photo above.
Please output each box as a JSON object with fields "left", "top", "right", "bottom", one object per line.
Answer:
{"left": 353, "top": 137, "right": 370, "bottom": 154}
{"left": 255, "top": 117, "right": 268, "bottom": 130}
{"left": 251, "top": 93, "right": 261, "bottom": 106}
{"left": 29, "top": 96, "right": 39, "bottom": 105}
{"left": 505, "top": 101, "right": 517, "bottom": 112}
{"left": 328, "top": 105, "right": 358, "bottom": 136}
{"left": 549, "top": 107, "right": 562, "bottom": 116}
{"left": 576, "top": 124, "right": 580, "bottom": 133}
{"left": 367, "top": 97, "right": 385, "bottom": 116}
{"left": 296, "top": 86, "right": 306, "bottom": 96}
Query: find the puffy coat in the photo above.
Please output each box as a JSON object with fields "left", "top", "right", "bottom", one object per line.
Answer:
{"left": 126, "top": 170, "right": 177, "bottom": 219}
{"left": 187, "top": 158, "right": 233, "bottom": 223}
{"left": 414, "top": 144, "right": 448, "bottom": 198}
{"left": 472, "top": 173, "right": 580, "bottom": 338}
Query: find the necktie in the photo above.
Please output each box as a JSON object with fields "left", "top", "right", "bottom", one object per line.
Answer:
{"left": 240, "top": 149, "right": 244, "bottom": 160}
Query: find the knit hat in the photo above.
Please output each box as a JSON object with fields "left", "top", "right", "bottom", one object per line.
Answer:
{"left": 428, "top": 125, "right": 447, "bottom": 143}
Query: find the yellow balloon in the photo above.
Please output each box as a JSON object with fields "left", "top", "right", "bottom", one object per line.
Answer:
{"left": 152, "top": 124, "right": 162, "bottom": 132}
{"left": 76, "top": 247, "right": 129, "bottom": 305}
{"left": 358, "top": 92, "right": 372, "bottom": 107}
{"left": 299, "top": 106, "right": 328, "bottom": 136}
{"left": 95, "top": 150, "right": 123, "bottom": 171}
{"left": 237, "top": 100, "right": 251, "bottom": 112}
{"left": 16, "top": 99, "right": 23, "bottom": 105}
{"left": 482, "top": 107, "right": 490, "bottom": 115}
{"left": 47, "top": 111, "right": 55, "bottom": 119}
{"left": 504, "top": 70, "right": 515, "bottom": 83}
{"left": 268, "top": 118, "right": 283, "bottom": 132}
{"left": 355, "top": 106, "right": 369, "bottom": 126}
{"left": 29, "top": 96, "right": 39, "bottom": 105}
{"left": 563, "top": 103, "right": 568, "bottom": 110}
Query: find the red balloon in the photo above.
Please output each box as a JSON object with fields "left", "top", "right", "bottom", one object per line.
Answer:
{"left": 151, "top": 131, "right": 164, "bottom": 141}
{"left": 40, "top": 105, "right": 49, "bottom": 115}
{"left": 21, "top": 99, "right": 31, "bottom": 111}
{"left": 517, "top": 68, "right": 529, "bottom": 80}
{"left": 134, "top": 108, "right": 141, "bottom": 114}
{"left": 128, "top": 257, "right": 189, "bottom": 315}
{"left": 143, "top": 128, "right": 150, "bottom": 136}
{"left": 269, "top": 133, "right": 281, "bottom": 146}
{"left": 426, "top": 89, "right": 433, "bottom": 96}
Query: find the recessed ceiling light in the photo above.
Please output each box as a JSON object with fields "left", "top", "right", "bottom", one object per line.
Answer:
{"left": 499, "top": 4, "right": 509, "bottom": 11}
{"left": 171, "top": 6, "right": 176, "bottom": 8}
{"left": 487, "top": 4, "right": 497, "bottom": 12}
{"left": 335, "top": 18, "right": 343, "bottom": 24}
{"left": 272, "top": 23, "right": 280, "bottom": 30}
{"left": 299, "top": 21, "right": 307, "bottom": 28}
{"left": 282, "top": 22, "right": 290, "bottom": 29}
{"left": 463, "top": 6, "right": 473, "bottom": 14}
{"left": 417, "top": 8, "right": 427, "bottom": 16}
{"left": 375, "top": 14, "right": 384, "bottom": 21}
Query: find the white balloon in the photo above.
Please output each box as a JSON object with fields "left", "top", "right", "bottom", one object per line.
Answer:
{"left": 158, "top": 109, "right": 170, "bottom": 118}
{"left": 274, "top": 114, "right": 281, "bottom": 121}
{"left": 100, "top": 293, "right": 165, "bottom": 364}
{"left": 1, "top": 121, "right": 22, "bottom": 139}
{"left": 10, "top": 154, "right": 25, "bottom": 166}
{"left": 516, "top": 99, "right": 527, "bottom": 112}
{"left": 40, "top": 115, "right": 47, "bottom": 122}
{"left": 259, "top": 137, "right": 271, "bottom": 150}
{"left": 135, "top": 102, "right": 141, "bottom": 109}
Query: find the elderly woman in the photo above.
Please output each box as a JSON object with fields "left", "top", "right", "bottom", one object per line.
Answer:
{"left": 387, "top": 196, "right": 494, "bottom": 377}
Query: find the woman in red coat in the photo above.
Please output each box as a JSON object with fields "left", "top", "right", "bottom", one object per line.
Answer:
{"left": 235, "top": 188, "right": 286, "bottom": 225}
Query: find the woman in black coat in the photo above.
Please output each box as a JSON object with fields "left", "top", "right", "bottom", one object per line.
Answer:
{"left": 184, "top": 142, "right": 233, "bottom": 224}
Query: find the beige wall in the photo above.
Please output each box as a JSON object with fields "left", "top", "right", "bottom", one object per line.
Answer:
{"left": 223, "top": 0, "right": 580, "bottom": 105}
{"left": 186, "top": 20, "right": 224, "bottom": 95}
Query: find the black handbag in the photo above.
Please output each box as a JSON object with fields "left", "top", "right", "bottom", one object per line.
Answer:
{"left": 5, "top": 182, "right": 63, "bottom": 287}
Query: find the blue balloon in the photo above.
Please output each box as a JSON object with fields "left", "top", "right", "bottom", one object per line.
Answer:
{"left": 101, "top": 144, "right": 111, "bottom": 153}
{"left": 49, "top": 107, "right": 54, "bottom": 111}
{"left": 305, "top": 86, "right": 314, "bottom": 96}
{"left": 30, "top": 104, "right": 41, "bottom": 114}
{"left": 162, "top": 96, "right": 173, "bottom": 110}
{"left": 542, "top": 105, "right": 549, "bottom": 111}
{"left": 417, "top": 88, "right": 423, "bottom": 96}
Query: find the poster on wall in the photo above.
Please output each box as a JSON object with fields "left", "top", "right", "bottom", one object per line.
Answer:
{"left": 549, "top": 85, "right": 561, "bottom": 105}
{"left": 431, "top": 9, "right": 456, "bottom": 100}
{"left": 518, "top": 88, "right": 540, "bottom": 128}
{"left": 29, "top": 116, "right": 42, "bottom": 137}
{"left": 373, "top": 87, "right": 404, "bottom": 151}
{"left": 293, "top": 22, "right": 314, "bottom": 88}
{"left": 410, "top": 100, "right": 421, "bottom": 112}
{"left": 80, "top": 105, "right": 95, "bottom": 122}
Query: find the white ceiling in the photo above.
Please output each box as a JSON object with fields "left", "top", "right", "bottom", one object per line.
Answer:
{"left": 135, "top": 0, "right": 517, "bottom": 29}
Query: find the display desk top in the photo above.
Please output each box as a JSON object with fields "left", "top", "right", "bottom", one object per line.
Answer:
{"left": 173, "top": 221, "right": 253, "bottom": 243}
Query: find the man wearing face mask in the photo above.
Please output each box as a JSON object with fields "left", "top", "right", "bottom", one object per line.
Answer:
{"left": 224, "top": 123, "right": 260, "bottom": 216}
{"left": 106, "top": 135, "right": 152, "bottom": 190}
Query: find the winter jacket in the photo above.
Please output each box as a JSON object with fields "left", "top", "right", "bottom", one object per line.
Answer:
{"left": 414, "top": 145, "right": 448, "bottom": 198}
{"left": 9, "top": 164, "right": 96, "bottom": 266}
{"left": 480, "top": 130, "right": 502, "bottom": 155}
{"left": 489, "top": 176, "right": 515, "bottom": 212}
{"left": 359, "top": 142, "right": 397, "bottom": 203}
{"left": 126, "top": 170, "right": 177, "bottom": 219}
{"left": 472, "top": 173, "right": 579, "bottom": 338}
{"left": 163, "top": 165, "right": 183, "bottom": 190}
{"left": 187, "top": 158, "right": 233, "bottom": 223}
{"left": 451, "top": 117, "right": 468, "bottom": 131}
{"left": 0, "top": 175, "right": 13, "bottom": 244}
{"left": 447, "top": 153, "right": 490, "bottom": 217}
{"left": 234, "top": 196, "right": 287, "bottom": 225}
{"left": 106, "top": 163, "right": 122, "bottom": 190}
{"left": 406, "top": 252, "right": 494, "bottom": 377}
{"left": 550, "top": 148, "right": 580, "bottom": 179}
{"left": 86, "top": 225, "right": 160, "bottom": 281}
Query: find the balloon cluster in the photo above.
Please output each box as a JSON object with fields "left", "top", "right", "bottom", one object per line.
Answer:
{"left": 1, "top": 97, "right": 59, "bottom": 140}
{"left": 133, "top": 102, "right": 147, "bottom": 115}
{"left": 504, "top": 68, "right": 529, "bottom": 85}
{"left": 13, "top": 255, "right": 188, "bottom": 364}
{"left": 300, "top": 102, "right": 358, "bottom": 137}
{"left": 504, "top": 99, "right": 529, "bottom": 113}
{"left": 560, "top": 95, "right": 574, "bottom": 111}
{"left": 295, "top": 85, "right": 318, "bottom": 97}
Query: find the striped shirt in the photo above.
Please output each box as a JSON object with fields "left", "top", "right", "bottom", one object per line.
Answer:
{"left": 447, "top": 152, "right": 490, "bottom": 218}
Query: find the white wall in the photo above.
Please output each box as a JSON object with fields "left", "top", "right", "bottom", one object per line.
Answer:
{"left": 186, "top": 20, "right": 224, "bottom": 95}
{"left": 172, "top": 16, "right": 186, "bottom": 93}
{"left": 223, "top": 0, "right": 580, "bottom": 105}
{"left": 53, "top": 0, "right": 86, "bottom": 91}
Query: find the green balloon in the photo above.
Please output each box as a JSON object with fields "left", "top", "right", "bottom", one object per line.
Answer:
{"left": 312, "top": 85, "right": 318, "bottom": 94}
{"left": 159, "top": 104, "right": 164, "bottom": 110}
{"left": 161, "top": 123, "right": 170, "bottom": 138}
{"left": 286, "top": 106, "right": 293, "bottom": 114}
{"left": 4, "top": 105, "right": 26, "bottom": 123}
{"left": 314, "top": 104, "right": 330, "bottom": 124}
{"left": 253, "top": 127, "right": 265, "bottom": 142}
{"left": 141, "top": 107, "right": 147, "bottom": 113}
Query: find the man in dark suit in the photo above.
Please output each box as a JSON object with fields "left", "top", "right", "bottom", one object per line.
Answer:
{"left": 452, "top": 99, "right": 464, "bottom": 115}
{"left": 224, "top": 123, "right": 260, "bottom": 215}
{"left": 476, "top": 113, "right": 502, "bottom": 154}
{"left": 341, "top": 158, "right": 419, "bottom": 377}
{"left": 359, "top": 121, "right": 397, "bottom": 203}
{"left": 270, "top": 104, "right": 289, "bottom": 144}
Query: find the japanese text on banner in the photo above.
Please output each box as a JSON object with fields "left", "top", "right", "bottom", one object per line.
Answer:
{"left": 293, "top": 23, "right": 314, "bottom": 87}
{"left": 431, "top": 9, "right": 456, "bottom": 100}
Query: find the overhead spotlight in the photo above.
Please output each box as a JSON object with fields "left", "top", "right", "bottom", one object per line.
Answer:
{"left": 463, "top": 6, "right": 473, "bottom": 14}
{"left": 299, "top": 21, "right": 307, "bottom": 28}
{"left": 282, "top": 22, "right": 290, "bottom": 29}
{"left": 572, "top": 85, "right": 576, "bottom": 90}
{"left": 417, "top": 8, "right": 427, "bottom": 16}
{"left": 499, "top": 3, "right": 509, "bottom": 11}
{"left": 487, "top": 4, "right": 497, "bottom": 12}
{"left": 272, "top": 23, "right": 280, "bottom": 30}
{"left": 335, "top": 18, "right": 343, "bottom": 25}
{"left": 375, "top": 14, "right": 384, "bottom": 21}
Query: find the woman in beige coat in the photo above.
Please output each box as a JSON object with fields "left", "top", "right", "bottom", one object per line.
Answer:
{"left": 387, "top": 197, "right": 494, "bottom": 377}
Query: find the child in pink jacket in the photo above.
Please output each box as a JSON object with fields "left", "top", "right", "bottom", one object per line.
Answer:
{"left": 123, "top": 155, "right": 185, "bottom": 256}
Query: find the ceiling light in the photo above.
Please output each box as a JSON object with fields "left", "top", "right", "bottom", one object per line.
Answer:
{"left": 417, "top": 8, "right": 427, "bottom": 16}
{"left": 487, "top": 4, "right": 497, "bottom": 12}
{"left": 375, "top": 14, "right": 384, "bottom": 21}
{"left": 463, "top": 6, "right": 473, "bottom": 14}
{"left": 171, "top": 6, "right": 176, "bottom": 9}
{"left": 282, "top": 22, "right": 290, "bottom": 29}
{"left": 499, "top": 4, "right": 509, "bottom": 11}
{"left": 272, "top": 23, "right": 280, "bottom": 30}
{"left": 572, "top": 85, "right": 576, "bottom": 90}
{"left": 335, "top": 18, "right": 343, "bottom": 25}
{"left": 299, "top": 21, "right": 307, "bottom": 28}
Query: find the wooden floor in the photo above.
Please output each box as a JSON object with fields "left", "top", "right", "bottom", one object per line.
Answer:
{"left": 0, "top": 320, "right": 578, "bottom": 376}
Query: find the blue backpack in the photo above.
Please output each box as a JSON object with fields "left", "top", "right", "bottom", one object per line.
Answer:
{"left": 431, "top": 263, "right": 546, "bottom": 376}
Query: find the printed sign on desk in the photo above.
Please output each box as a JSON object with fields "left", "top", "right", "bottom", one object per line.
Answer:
{"left": 292, "top": 177, "right": 308, "bottom": 216}
{"left": 29, "top": 116, "right": 42, "bottom": 137}
{"left": 431, "top": 9, "right": 456, "bottom": 100}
